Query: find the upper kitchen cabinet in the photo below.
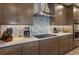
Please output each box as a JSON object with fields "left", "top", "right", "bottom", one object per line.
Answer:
{"left": 50, "top": 4, "right": 67, "bottom": 25}
{"left": 54, "top": 4, "right": 66, "bottom": 25}
{"left": 50, "top": 4, "right": 74, "bottom": 25}
{"left": 2, "top": 3, "right": 33, "bottom": 25}
{"left": 3, "top": 4, "right": 18, "bottom": 24}
{"left": 73, "top": 6, "right": 79, "bottom": 23}
{"left": 0, "top": 4, "right": 4, "bottom": 24}
{"left": 65, "top": 5, "right": 74, "bottom": 25}
{"left": 18, "top": 3, "right": 33, "bottom": 25}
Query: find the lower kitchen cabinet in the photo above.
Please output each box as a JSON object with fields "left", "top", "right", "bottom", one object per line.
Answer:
{"left": 23, "top": 46, "right": 39, "bottom": 55}
{"left": 59, "top": 35, "right": 74, "bottom": 54}
{"left": 39, "top": 39, "right": 51, "bottom": 55}
{"left": 0, "top": 44, "right": 22, "bottom": 55}
{"left": 68, "top": 35, "right": 74, "bottom": 50}
{"left": 0, "top": 34, "right": 74, "bottom": 55}
{"left": 22, "top": 41, "right": 39, "bottom": 55}
{"left": 59, "top": 36, "right": 70, "bottom": 54}
{"left": 50, "top": 38, "right": 59, "bottom": 55}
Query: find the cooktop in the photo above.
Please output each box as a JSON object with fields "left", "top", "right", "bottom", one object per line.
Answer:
{"left": 34, "top": 34, "right": 57, "bottom": 39}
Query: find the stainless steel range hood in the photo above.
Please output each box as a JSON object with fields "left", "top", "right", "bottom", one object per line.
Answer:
{"left": 34, "top": 3, "right": 52, "bottom": 17}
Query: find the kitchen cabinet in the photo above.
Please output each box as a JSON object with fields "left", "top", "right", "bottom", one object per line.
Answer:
{"left": 39, "top": 39, "right": 51, "bottom": 55}
{"left": 0, "top": 3, "right": 33, "bottom": 25}
{"left": 68, "top": 34, "right": 74, "bottom": 50}
{"left": 22, "top": 41, "right": 39, "bottom": 55}
{"left": 0, "top": 44, "right": 22, "bottom": 55}
{"left": 3, "top": 3, "right": 18, "bottom": 24}
{"left": 50, "top": 4, "right": 73, "bottom": 25}
{"left": 0, "top": 34, "right": 74, "bottom": 55}
{"left": 49, "top": 4, "right": 67, "bottom": 25}
{"left": 55, "top": 4, "right": 66, "bottom": 25}
{"left": 59, "top": 34, "right": 74, "bottom": 54}
{"left": 23, "top": 46, "right": 39, "bottom": 55}
{"left": 18, "top": 3, "right": 33, "bottom": 25}
{"left": 65, "top": 5, "right": 74, "bottom": 25}
{"left": 40, "top": 37, "right": 59, "bottom": 55}
{"left": 73, "top": 6, "right": 79, "bottom": 23}
{"left": 50, "top": 37, "right": 59, "bottom": 55}
{"left": 59, "top": 36, "right": 69, "bottom": 54}
{"left": 0, "top": 4, "right": 4, "bottom": 24}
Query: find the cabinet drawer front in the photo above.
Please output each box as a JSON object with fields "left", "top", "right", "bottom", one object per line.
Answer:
{"left": 7, "top": 52, "right": 22, "bottom": 55}
{"left": 0, "top": 48, "right": 7, "bottom": 54}
{"left": 6, "top": 45, "right": 21, "bottom": 52}
{"left": 23, "top": 41, "right": 39, "bottom": 50}
{"left": 40, "top": 39, "right": 51, "bottom": 44}
{"left": 0, "top": 45, "right": 21, "bottom": 55}
{"left": 23, "top": 46, "right": 39, "bottom": 55}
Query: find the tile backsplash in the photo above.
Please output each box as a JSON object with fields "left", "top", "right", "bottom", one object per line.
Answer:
{"left": 30, "top": 16, "right": 50, "bottom": 35}
{"left": 0, "top": 25, "right": 30, "bottom": 37}
{"left": 49, "top": 25, "right": 73, "bottom": 33}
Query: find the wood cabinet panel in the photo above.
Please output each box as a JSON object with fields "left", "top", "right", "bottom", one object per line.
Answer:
{"left": 59, "top": 36, "right": 69, "bottom": 54}
{"left": 50, "top": 4, "right": 73, "bottom": 25}
{"left": 18, "top": 3, "right": 33, "bottom": 25}
{"left": 22, "top": 41, "right": 39, "bottom": 50}
{"left": 54, "top": 4, "right": 66, "bottom": 25}
{"left": 39, "top": 39, "right": 51, "bottom": 55}
{"left": 59, "top": 34, "right": 74, "bottom": 54}
{"left": 23, "top": 46, "right": 39, "bottom": 55}
{"left": 50, "top": 38, "right": 59, "bottom": 55}
{"left": 0, "top": 4, "right": 4, "bottom": 24}
{"left": 68, "top": 34, "right": 74, "bottom": 50}
{"left": 65, "top": 5, "right": 74, "bottom": 25}
{"left": 0, "top": 45, "right": 21, "bottom": 55}
{"left": 22, "top": 41, "right": 39, "bottom": 55}
{"left": 3, "top": 3, "right": 18, "bottom": 24}
{"left": 0, "top": 3, "right": 33, "bottom": 25}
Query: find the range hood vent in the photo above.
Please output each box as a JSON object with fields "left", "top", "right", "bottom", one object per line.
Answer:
{"left": 34, "top": 3, "right": 54, "bottom": 17}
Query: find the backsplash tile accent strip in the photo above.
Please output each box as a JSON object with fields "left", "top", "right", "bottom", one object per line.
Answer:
{"left": 30, "top": 16, "right": 50, "bottom": 35}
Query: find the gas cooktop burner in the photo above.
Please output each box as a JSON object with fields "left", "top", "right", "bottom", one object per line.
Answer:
{"left": 34, "top": 34, "right": 57, "bottom": 39}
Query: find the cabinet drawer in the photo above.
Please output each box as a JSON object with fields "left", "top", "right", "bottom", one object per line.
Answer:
{"left": 40, "top": 39, "right": 51, "bottom": 44}
{"left": 6, "top": 45, "right": 21, "bottom": 53}
{"left": 22, "top": 41, "right": 39, "bottom": 50}
{"left": 0, "top": 45, "right": 21, "bottom": 55}
{"left": 23, "top": 46, "right": 39, "bottom": 55}
{"left": 0, "top": 48, "right": 7, "bottom": 54}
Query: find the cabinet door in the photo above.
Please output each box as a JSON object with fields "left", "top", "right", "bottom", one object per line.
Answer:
{"left": 65, "top": 5, "right": 73, "bottom": 25}
{"left": 40, "top": 39, "right": 51, "bottom": 55}
{"left": 3, "top": 3, "right": 18, "bottom": 24}
{"left": 55, "top": 4, "right": 66, "bottom": 25}
{"left": 59, "top": 36, "right": 69, "bottom": 54}
{"left": 50, "top": 38, "right": 59, "bottom": 55}
{"left": 68, "top": 35, "right": 74, "bottom": 50}
{"left": 23, "top": 46, "right": 39, "bottom": 55}
{"left": 22, "top": 41, "right": 39, "bottom": 55}
{"left": 18, "top": 3, "right": 33, "bottom": 25}
{"left": 0, "top": 4, "right": 4, "bottom": 24}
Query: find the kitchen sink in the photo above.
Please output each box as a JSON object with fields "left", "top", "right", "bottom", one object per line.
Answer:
{"left": 34, "top": 34, "right": 57, "bottom": 39}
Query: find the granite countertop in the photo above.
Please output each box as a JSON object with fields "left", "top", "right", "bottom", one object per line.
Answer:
{"left": 0, "top": 33, "right": 73, "bottom": 48}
